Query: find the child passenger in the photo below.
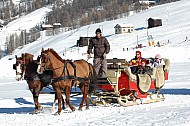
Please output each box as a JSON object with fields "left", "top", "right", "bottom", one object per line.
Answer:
{"left": 135, "top": 60, "right": 153, "bottom": 75}
{"left": 153, "top": 54, "right": 165, "bottom": 67}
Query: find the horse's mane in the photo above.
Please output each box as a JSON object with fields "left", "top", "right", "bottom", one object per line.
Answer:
{"left": 23, "top": 53, "right": 34, "bottom": 60}
{"left": 74, "top": 59, "right": 86, "bottom": 62}
{"left": 25, "top": 53, "right": 34, "bottom": 57}
{"left": 46, "top": 48, "right": 66, "bottom": 63}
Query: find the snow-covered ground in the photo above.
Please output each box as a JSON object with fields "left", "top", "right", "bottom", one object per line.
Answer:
{"left": 0, "top": 0, "right": 190, "bottom": 125}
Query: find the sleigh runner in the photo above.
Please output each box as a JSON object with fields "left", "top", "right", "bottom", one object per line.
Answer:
{"left": 88, "top": 58, "right": 170, "bottom": 106}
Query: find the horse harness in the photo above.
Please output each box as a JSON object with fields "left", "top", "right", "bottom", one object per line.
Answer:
{"left": 51, "top": 61, "right": 92, "bottom": 85}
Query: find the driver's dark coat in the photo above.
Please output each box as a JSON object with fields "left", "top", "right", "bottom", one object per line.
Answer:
{"left": 87, "top": 36, "right": 110, "bottom": 58}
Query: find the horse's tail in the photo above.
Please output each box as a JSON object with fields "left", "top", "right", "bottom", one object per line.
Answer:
{"left": 88, "top": 63, "right": 97, "bottom": 93}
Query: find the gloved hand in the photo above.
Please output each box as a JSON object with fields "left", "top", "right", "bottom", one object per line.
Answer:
{"left": 87, "top": 53, "right": 92, "bottom": 59}
{"left": 132, "top": 60, "right": 136, "bottom": 63}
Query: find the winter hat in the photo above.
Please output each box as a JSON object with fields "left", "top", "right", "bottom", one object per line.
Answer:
{"left": 141, "top": 59, "right": 146, "bottom": 65}
{"left": 147, "top": 58, "right": 153, "bottom": 64}
{"left": 95, "top": 28, "right": 102, "bottom": 34}
{"left": 136, "top": 51, "right": 141, "bottom": 57}
{"left": 155, "top": 54, "right": 161, "bottom": 59}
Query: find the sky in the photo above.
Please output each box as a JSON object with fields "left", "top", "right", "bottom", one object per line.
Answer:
{"left": 0, "top": 0, "right": 190, "bottom": 126}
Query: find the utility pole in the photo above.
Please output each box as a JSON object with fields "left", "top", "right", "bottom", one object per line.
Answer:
{"left": 87, "top": 26, "right": 90, "bottom": 38}
{"left": 146, "top": 19, "right": 149, "bottom": 36}
{"left": 137, "top": 34, "right": 138, "bottom": 47}
{"left": 2, "top": 0, "right": 5, "bottom": 19}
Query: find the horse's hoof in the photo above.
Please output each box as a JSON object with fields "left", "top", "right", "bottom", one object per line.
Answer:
{"left": 63, "top": 104, "right": 66, "bottom": 110}
{"left": 62, "top": 106, "right": 66, "bottom": 110}
{"left": 72, "top": 108, "right": 75, "bottom": 112}
{"left": 32, "top": 109, "right": 39, "bottom": 114}
{"left": 78, "top": 108, "right": 82, "bottom": 111}
{"left": 38, "top": 106, "right": 44, "bottom": 112}
{"left": 54, "top": 111, "right": 61, "bottom": 115}
{"left": 51, "top": 106, "right": 55, "bottom": 112}
{"left": 86, "top": 107, "right": 89, "bottom": 110}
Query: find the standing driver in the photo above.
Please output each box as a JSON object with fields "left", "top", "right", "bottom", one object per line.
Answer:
{"left": 87, "top": 28, "right": 110, "bottom": 78}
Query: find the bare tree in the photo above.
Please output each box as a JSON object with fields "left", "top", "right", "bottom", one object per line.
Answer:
{"left": 61, "top": 11, "right": 72, "bottom": 27}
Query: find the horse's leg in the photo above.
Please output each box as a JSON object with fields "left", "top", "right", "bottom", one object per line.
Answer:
{"left": 65, "top": 86, "right": 75, "bottom": 112}
{"left": 79, "top": 83, "right": 88, "bottom": 110}
{"left": 28, "top": 83, "right": 38, "bottom": 113}
{"left": 32, "top": 92, "right": 39, "bottom": 114}
{"left": 61, "top": 93, "right": 66, "bottom": 110}
{"left": 84, "top": 84, "right": 89, "bottom": 110}
{"left": 32, "top": 92, "right": 43, "bottom": 114}
{"left": 52, "top": 93, "right": 66, "bottom": 111}
{"left": 54, "top": 88, "right": 63, "bottom": 115}
{"left": 35, "top": 83, "right": 43, "bottom": 112}
{"left": 28, "top": 82, "right": 42, "bottom": 114}
{"left": 51, "top": 94, "right": 57, "bottom": 111}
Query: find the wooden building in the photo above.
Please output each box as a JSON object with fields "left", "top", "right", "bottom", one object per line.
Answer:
{"left": 77, "top": 37, "right": 92, "bottom": 47}
{"left": 148, "top": 17, "right": 162, "bottom": 28}
{"left": 114, "top": 24, "right": 134, "bottom": 34}
{"left": 139, "top": 0, "right": 156, "bottom": 7}
{"left": 41, "top": 24, "right": 53, "bottom": 30}
{"left": 41, "top": 24, "right": 53, "bottom": 36}
{"left": 53, "top": 23, "right": 61, "bottom": 29}
{"left": 0, "top": 24, "right": 3, "bottom": 30}
{"left": 53, "top": 23, "right": 61, "bottom": 34}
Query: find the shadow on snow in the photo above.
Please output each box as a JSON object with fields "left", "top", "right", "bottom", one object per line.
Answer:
{"left": 0, "top": 96, "right": 86, "bottom": 114}
{"left": 1, "top": 88, "right": 189, "bottom": 114}
{"left": 161, "top": 88, "right": 190, "bottom": 95}
{"left": 0, "top": 107, "right": 34, "bottom": 114}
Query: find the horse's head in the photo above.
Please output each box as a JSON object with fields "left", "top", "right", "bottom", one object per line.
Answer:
{"left": 13, "top": 55, "right": 25, "bottom": 81}
{"left": 37, "top": 49, "right": 51, "bottom": 74}
{"left": 13, "top": 53, "right": 34, "bottom": 81}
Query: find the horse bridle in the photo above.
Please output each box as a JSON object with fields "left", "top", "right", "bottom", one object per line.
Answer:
{"left": 38, "top": 52, "right": 76, "bottom": 81}
{"left": 14, "top": 59, "right": 26, "bottom": 79}
{"left": 38, "top": 53, "right": 52, "bottom": 72}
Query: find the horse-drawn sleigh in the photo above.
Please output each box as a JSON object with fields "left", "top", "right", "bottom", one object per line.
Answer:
{"left": 13, "top": 48, "right": 170, "bottom": 114}
{"left": 88, "top": 58, "right": 170, "bottom": 106}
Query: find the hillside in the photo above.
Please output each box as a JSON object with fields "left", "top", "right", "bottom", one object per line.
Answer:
{"left": 1, "top": 0, "right": 189, "bottom": 62}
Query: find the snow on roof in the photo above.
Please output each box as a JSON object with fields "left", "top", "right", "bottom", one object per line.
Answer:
{"left": 41, "top": 24, "right": 53, "bottom": 28}
{"left": 53, "top": 23, "right": 61, "bottom": 26}
{"left": 148, "top": 17, "right": 162, "bottom": 20}
{"left": 12, "top": 0, "right": 21, "bottom": 5}
{"left": 115, "top": 23, "right": 134, "bottom": 28}
{"left": 139, "top": 0, "right": 156, "bottom": 4}
{"left": 0, "top": 19, "right": 5, "bottom": 24}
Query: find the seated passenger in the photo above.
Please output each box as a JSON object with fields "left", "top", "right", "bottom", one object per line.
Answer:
{"left": 129, "top": 51, "right": 145, "bottom": 74}
{"left": 153, "top": 54, "right": 165, "bottom": 67}
{"left": 129, "top": 51, "right": 144, "bottom": 66}
{"left": 146, "top": 58, "right": 154, "bottom": 68}
{"left": 135, "top": 60, "right": 153, "bottom": 75}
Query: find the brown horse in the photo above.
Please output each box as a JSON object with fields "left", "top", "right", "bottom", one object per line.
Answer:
{"left": 37, "top": 48, "right": 96, "bottom": 114}
{"left": 13, "top": 53, "right": 65, "bottom": 114}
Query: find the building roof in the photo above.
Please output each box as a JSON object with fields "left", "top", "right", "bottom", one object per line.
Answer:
{"left": 114, "top": 23, "right": 134, "bottom": 28}
{"left": 148, "top": 17, "right": 162, "bottom": 20}
{"left": 0, "top": 19, "right": 4, "bottom": 24}
{"left": 53, "top": 23, "right": 61, "bottom": 26}
{"left": 139, "top": 0, "right": 156, "bottom": 4}
{"left": 41, "top": 24, "right": 53, "bottom": 28}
